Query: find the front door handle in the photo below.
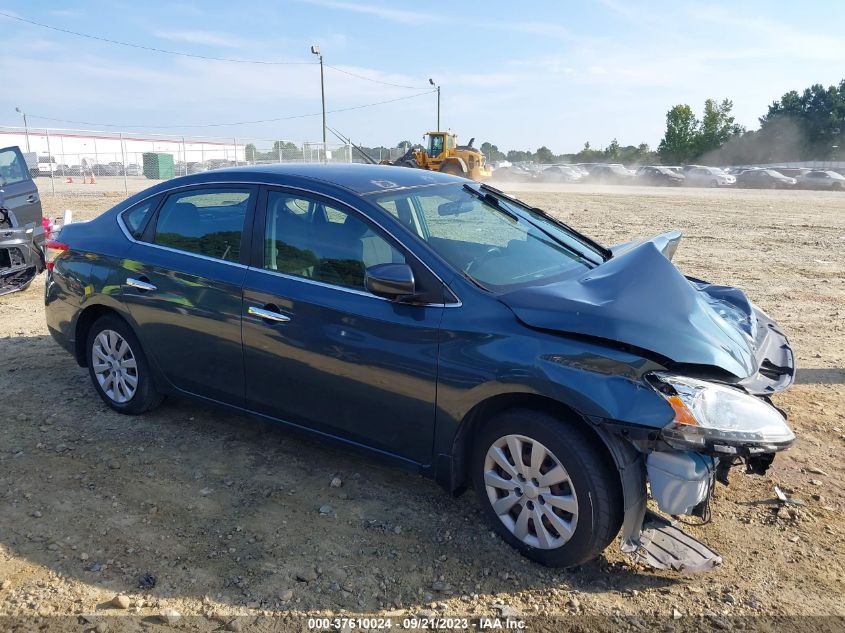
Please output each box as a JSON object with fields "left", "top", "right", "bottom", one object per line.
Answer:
{"left": 27, "top": 195, "right": 38, "bottom": 203}
{"left": 248, "top": 305, "right": 290, "bottom": 323}
{"left": 126, "top": 277, "right": 157, "bottom": 292}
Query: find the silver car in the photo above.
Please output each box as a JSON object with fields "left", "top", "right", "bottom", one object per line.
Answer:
{"left": 797, "top": 170, "right": 845, "bottom": 190}
{"left": 683, "top": 166, "right": 736, "bottom": 187}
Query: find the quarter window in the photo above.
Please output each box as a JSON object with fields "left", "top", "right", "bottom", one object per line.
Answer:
{"left": 122, "top": 198, "right": 159, "bottom": 239}
{"left": 264, "top": 191, "right": 405, "bottom": 290}
{"left": 153, "top": 188, "right": 251, "bottom": 262}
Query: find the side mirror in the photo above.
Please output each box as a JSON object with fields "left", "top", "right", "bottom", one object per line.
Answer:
{"left": 365, "top": 263, "right": 415, "bottom": 301}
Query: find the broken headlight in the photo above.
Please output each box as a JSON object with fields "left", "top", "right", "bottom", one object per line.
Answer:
{"left": 649, "top": 372, "right": 794, "bottom": 454}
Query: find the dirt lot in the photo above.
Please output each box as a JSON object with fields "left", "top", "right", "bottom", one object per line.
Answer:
{"left": 1, "top": 184, "right": 843, "bottom": 630}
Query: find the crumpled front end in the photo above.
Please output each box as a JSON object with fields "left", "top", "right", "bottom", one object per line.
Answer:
{"left": 687, "top": 276, "right": 796, "bottom": 395}
{"left": 0, "top": 224, "right": 44, "bottom": 295}
{"left": 498, "top": 228, "right": 798, "bottom": 571}
{"left": 611, "top": 439, "right": 724, "bottom": 573}
{"left": 613, "top": 367, "right": 795, "bottom": 572}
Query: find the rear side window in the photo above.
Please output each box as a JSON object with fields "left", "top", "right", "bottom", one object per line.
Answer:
{"left": 122, "top": 198, "right": 159, "bottom": 238}
{"left": 153, "top": 188, "right": 252, "bottom": 262}
{"left": 0, "top": 147, "right": 29, "bottom": 185}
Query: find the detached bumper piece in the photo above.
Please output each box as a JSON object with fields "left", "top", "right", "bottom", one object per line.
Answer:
{"left": 632, "top": 511, "right": 722, "bottom": 572}
{"left": 0, "top": 225, "right": 42, "bottom": 295}
{"left": 621, "top": 450, "right": 721, "bottom": 572}
{"left": 741, "top": 308, "right": 795, "bottom": 395}
{"left": 0, "top": 246, "right": 36, "bottom": 295}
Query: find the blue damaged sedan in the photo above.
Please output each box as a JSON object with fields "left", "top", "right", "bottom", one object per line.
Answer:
{"left": 45, "top": 164, "right": 796, "bottom": 570}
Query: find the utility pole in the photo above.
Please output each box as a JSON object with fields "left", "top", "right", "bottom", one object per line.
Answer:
{"left": 312, "top": 45, "right": 327, "bottom": 161}
{"left": 429, "top": 79, "right": 440, "bottom": 131}
{"left": 15, "top": 107, "right": 30, "bottom": 152}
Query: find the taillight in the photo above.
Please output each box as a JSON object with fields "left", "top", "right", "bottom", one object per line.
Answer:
{"left": 44, "top": 240, "right": 68, "bottom": 271}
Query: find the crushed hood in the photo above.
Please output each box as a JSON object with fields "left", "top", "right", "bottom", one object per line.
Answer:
{"left": 499, "top": 231, "right": 758, "bottom": 379}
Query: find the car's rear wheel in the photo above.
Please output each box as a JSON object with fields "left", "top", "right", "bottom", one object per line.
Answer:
{"left": 471, "top": 409, "right": 622, "bottom": 567}
{"left": 86, "top": 314, "right": 163, "bottom": 414}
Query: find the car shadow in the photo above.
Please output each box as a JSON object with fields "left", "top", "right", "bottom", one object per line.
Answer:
{"left": 0, "top": 335, "right": 677, "bottom": 618}
{"left": 795, "top": 368, "right": 845, "bottom": 385}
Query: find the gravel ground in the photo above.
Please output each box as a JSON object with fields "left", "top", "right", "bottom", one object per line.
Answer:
{"left": 0, "top": 184, "right": 843, "bottom": 631}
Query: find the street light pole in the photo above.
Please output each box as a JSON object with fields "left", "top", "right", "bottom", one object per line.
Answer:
{"left": 15, "top": 107, "right": 30, "bottom": 152}
{"left": 429, "top": 79, "right": 440, "bottom": 131}
{"left": 311, "top": 45, "right": 327, "bottom": 161}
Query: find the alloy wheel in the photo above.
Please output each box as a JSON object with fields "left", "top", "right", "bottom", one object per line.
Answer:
{"left": 483, "top": 434, "right": 578, "bottom": 549}
{"left": 92, "top": 329, "right": 139, "bottom": 403}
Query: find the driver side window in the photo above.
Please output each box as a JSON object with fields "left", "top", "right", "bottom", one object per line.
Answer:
{"left": 264, "top": 191, "right": 405, "bottom": 291}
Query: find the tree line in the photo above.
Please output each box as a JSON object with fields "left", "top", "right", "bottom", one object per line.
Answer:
{"left": 243, "top": 78, "right": 844, "bottom": 167}
{"left": 483, "top": 78, "right": 845, "bottom": 166}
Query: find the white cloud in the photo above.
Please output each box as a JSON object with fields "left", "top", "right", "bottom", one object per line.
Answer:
{"left": 686, "top": 6, "right": 845, "bottom": 62}
{"left": 154, "top": 29, "right": 248, "bottom": 49}
{"left": 493, "top": 21, "right": 572, "bottom": 39}
{"left": 595, "top": 0, "right": 645, "bottom": 22}
{"left": 291, "top": 0, "right": 436, "bottom": 24}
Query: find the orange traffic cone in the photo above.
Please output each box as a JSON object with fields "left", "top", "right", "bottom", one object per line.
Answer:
{"left": 66, "top": 176, "right": 73, "bottom": 183}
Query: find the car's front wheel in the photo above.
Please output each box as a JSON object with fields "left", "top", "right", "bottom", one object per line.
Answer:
{"left": 472, "top": 409, "right": 623, "bottom": 567}
{"left": 86, "top": 314, "right": 163, "bottom": 414}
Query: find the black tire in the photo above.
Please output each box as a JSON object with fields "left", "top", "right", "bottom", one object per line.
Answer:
{"left": 85, "top": 314, "right": 164, "bottom": 415}
{"left": 709, "top": 179, "right": 718, "bottom": 188}
{"left": 471, "top": 409, "right": 623, "bottom": 567}
{"left": 440, "top": 162, "right": 465, "bottom": 177}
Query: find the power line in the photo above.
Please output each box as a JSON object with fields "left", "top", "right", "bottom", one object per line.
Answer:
{"left": 0, "top": 10, "right": 314, "bottom": 65}
{"left": 324, "top": 64, "right": 427, "bottom": 90}
{"left": 1, "top": 11, "right": 431, "bottom": 89}
{"left": 26, "top": 90, "right": 437, "bottom": 129}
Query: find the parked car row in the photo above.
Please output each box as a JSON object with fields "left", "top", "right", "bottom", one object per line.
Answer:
{"left": 169, "top": 159, "right": 256, "bottom": 176}
{"left": 727, "top": 167, "right": 845, "bottom": 190}
{"left": 32, "top": 158, "right": 247, "bottom": 178}
{"left": 491, "top": 162, "right": 844, "bottom": 190}
{"left": 44, "top": 163, "right": 144, "bottom": 177}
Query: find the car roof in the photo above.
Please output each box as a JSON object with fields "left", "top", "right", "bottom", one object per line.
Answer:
{"left": 208, "top": 163, "right": 464, "bottom": 194}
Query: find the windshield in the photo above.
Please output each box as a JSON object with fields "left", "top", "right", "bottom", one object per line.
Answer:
{"left": 370, "top": 184, "right": 603, "bottom": 292}
{"left": 428, "top": 135, "right": 444, "bottom": 156}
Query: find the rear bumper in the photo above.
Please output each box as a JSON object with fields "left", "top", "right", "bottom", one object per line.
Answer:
{"left": 45, "top": 273, "right": 79, "bottom": 358}
{"left": 48, "top": 323, "right": 76, "bottom": 356}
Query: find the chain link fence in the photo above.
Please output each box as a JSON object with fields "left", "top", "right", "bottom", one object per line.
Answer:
{"left": 0, "top": 126, "right": 409, "bottom": 196}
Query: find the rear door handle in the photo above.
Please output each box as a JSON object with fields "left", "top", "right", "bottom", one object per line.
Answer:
{"left": 248, "top": 305, "right": 291, "bottom": 323}
{"left": 126, "top": 277, "right": 157, "bottom": 292}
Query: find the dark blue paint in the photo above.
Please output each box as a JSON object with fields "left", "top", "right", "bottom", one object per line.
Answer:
{"left": 45, "top": 163, "right": 793, "bottom": 490}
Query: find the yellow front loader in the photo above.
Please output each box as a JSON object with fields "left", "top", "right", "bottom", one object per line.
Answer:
{"left": 387, "top": 132, "right": 492, "bottom": 181}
